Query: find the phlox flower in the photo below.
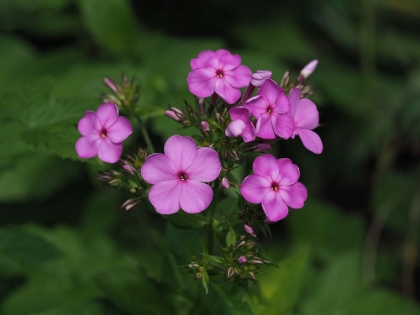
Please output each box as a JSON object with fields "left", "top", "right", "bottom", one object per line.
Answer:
{"left": 187, "top": 49, "right": 252, "bottom": 104}
{"left": 288, "top": 88, "right": 323, "bottom": 154}
{"left": 245, "top": 79, "right": 294, "bottom": 139}
{"left": 251, "top": 70, "right": 272, "bottom": 87}
{"left": 225, "top": 107, "right": 255, "bottom": 142}
{"left": 75, "top": 103, "right": 132, "bottom": 163}
{"left": 240, "top": 154, "right": 307, "bottom": 222}
{"left": 140, "top": 135, "right": 222, "bottom": 214}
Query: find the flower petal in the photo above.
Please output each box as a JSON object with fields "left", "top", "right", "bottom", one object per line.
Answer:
{"left": 96, "top": 103, "right": 119, "bottom": 129}
{"left": 288, "top": 88, "right": 301, "bottom": 116}
{"left": 280, "top": 182, "right": 307, "bottom": 209}
{"left": 277, "top": 158, "right": 300, "bottom": 185}
{"left": 187, "top": 147, "right": 221, "bottom": 182}
{"left": 241, "top": 122, "right": 256, "bottom": 142}
{"left": 258, "top": 79, "right": 279, "bottom": 105}
{"left": 272, "top": 114, "right": 294, "bottom": 139}
{"left": 273, "top": 91, "right": 290, "bottom": 114}
{"left": 225, "top": 119, "right": 246, "bottom": 138}
{"left": 78, "top": 111, "right": 100, "bottom": 136}
{"left": 97, "top": 138, "right": 122, "bottom": 163}
{"left": 75, "top": 135, "right": 101, "bottom": 158}
{"left": 107, "top": 116, "right": 133, "bottom": 143}
{"left": 180, "top": 180, "right": 213, "bottom": 213}
{"left": 293, "top": 98, "right": 319, "bottom": 130}
{"left": 190, "top": 50, "right": 218, "bottom": 69}
{"left": 262, "top": 191, "right": 289, "bottom": 222}
{"left": 240, "top": 174, "right": 271, "bottom": 204}
{"left": 256, "top": 114, "right": 275, "bottom": 139}
{"left": 245, "top": 95, "right": 268, "bottom": 119}
{"left": 215, "top": 49, "right": 241, "bottom": 70}
{"left": 229, "top": 107, "right": 250, "bottom": 121}
{"left": 224, "top": 65, "right": 252, "bottom": 88}
{"left": 141, "top": 153, "right": 177, "bottom": 184}
{"left": 164, "top": 135, "right": 197, "bottom": 172}
{"left": 297, "top": 129, "right": 323, "bottom": 154}
{"left": 148, "top": 180, "right": 181, "bottom": 214}
{"left": 252, "top": 154, "right": 280, "bottom": 181}
{"left": 214, "top": 78, "right": 241, "bottom": 104}
{"left": 187, "top": 68, "right": 217, "bottom": 98}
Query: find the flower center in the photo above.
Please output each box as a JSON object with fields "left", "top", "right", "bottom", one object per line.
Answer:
{"left": 179, "top": 172, "right": 188, "bottom": 181}
{"left": 101, "top": 129, "right": 107, "bottom": 139}
{"left": 216, "top": 69, "right": 224, "bottom": 78}
{"left": 267, "top": 105, "right": 273, "bottom": 115}
{"left": 271, "top": 182, "right": 279, "bottom": 191}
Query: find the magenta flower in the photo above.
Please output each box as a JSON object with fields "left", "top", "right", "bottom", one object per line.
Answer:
{"left": 140, "top": 135, "right": 222, "bottom": 214}
{"left": 245, "top": 79, "right": 294, "bottom": 140}
{"left": 187, "top": 49, "right": 252, "bottom": 104}
{"left": 75, "top": 103, "right": 132, "bottom": 163}
{"left": 251, "top": 70, "right": 272, "bottom": 87}
{"left": 240, "top": 154, "right": 307, "bottom": 222}
{"left": 225, "top": 107, "right": 255, "bottom": 142}
{"left": 288, "top": 88, "right": 323, "bottom": 154}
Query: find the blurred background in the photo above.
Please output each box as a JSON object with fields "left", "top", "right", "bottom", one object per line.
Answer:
{"left": 1, "top": 0, "right": 420, "bottom": 314}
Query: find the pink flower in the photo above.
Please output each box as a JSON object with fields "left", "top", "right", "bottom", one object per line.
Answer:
{"left": 75, "top": 103, "right": 132, "bottom": 163}
{"left": 251, "top": 70, "right": 272, "bottom": 87}
{"left": 245, "top": 79, "right": 294, "bottom": 140}
{"left": 187, "top": 49, "right": 252, "bottom": 104}
{"left": 288, "top": 88, "right": 323, "bottom": 154}
{"left": 240, "top": 154, "right": 307, "bottom": 222}
{"left": 140, "top": 135, "right": 222, "bottom": 214}
{"left": 225, "top": 107, "right": 255, "bottom": 142}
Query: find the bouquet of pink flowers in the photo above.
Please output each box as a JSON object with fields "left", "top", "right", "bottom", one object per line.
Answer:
{"left": 75, "top": 49, "right": 322, "bottom": 290}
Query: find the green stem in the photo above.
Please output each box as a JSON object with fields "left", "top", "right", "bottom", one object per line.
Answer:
{"left": 207, "top": 184, "right": 220, "bottom": 253}
{"left": 131, "top": 112, "right": 155, "bottom": 154}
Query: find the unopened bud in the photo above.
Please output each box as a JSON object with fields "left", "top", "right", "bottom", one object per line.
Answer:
{"left": 165, "top": 110, "right": 180, "bottom": 121}
{"left": 280, "top": 70, "right": 291, "bottom": 88}
{"left": 248, "top": 272, "right": 258, "bottom": 282}
{"left": 226, "top": 267, "right": 234, "bottom": 279}
{"left": 229, "top": 150, "right": 240, "bottom": 161}
{"left": 188, "top": 262, "right": 200, "bottom": 269}
{"left": 104, "top": 78, "right": 119, "bottom": 94}
{"left": 200, "top": 121, "right": 210, "bottom": 132}
{"left": 251, "top": 70, "right": 272, "bottom": 87}
{"left": 300, "top": 60, "right": 318, "bottom": 79}
{"left": 121, "top": 199, "right": 139, "bottom": 211}
{"left": 243, "top": 224, "right": 254, "bottom": 235}
{"left": 221, "top": 177, "right": 230, "bottom": 189}
{"left": 237, "top": 256, "right": 248, "bottom": 264}
{"left": 250, "top": 143, "right": 271, "bottom": 152}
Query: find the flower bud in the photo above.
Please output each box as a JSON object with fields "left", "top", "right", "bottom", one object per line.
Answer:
{"left": 120, "top": 198, "right": 139, "bottom": 211}
{"left": 250, "top": 143, "right": 271, "bottom": 152}
{"left": 104, "top": 78, "right": 119, "bottom": 94}
{"left": 221, "top": 177, "right": 230, "bottom": 189}
{"left": 243, "top": 223, "right": 254, "bottom": 235}
{"left": 299, "top": 60, "right": 318, "bottom": 79}
{"left": 280, "top": 70, "right": 291, "bottom": 88}
{"left": 251, "top": 70, "right": 272, "bottom": 87}
{"left": 237, "top": 256, "right": 248, "bottom": 264}
{"left": 226, "top": 267, "right": 234, "bottom": 279}
{"left": 165, "top": 110, "right": 180, "bottom": 121}
{"left": 200, "top": 121, "right": 210, "bottom": 132}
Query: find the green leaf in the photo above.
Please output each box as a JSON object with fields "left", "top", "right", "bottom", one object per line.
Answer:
{"left": 225, "top": 223, "right": 237, "bottom": 247}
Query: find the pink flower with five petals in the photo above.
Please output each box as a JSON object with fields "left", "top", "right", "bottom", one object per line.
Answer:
{"left": 245, "top": 79, "right": 294, "bottom": 140}
{"left": 240, "top": 154, "right": 307, "bottom": 222}
{"left": 75, "top": 103, "right": 132, "bottom": 163}
{"left": 288, "top": 88, "right": 323, "bottom": 154}
{"left": 141, "top": 135, "right": 222, "bottom": 214}
{"left": 187, "top": 49, "right": 252, "bottom": 104}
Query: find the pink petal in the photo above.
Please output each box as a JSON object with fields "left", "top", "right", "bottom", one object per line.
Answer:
{"left": 251, "top": 70, "right": 272, "bottom": 87}
{"left": 293, "top": 98, "right": 319, "bottom": 129}
{"left": 241, "top": 122, "right": 256, "bottom": 142}
{"left": 272, "top": 114, "right": 294, "bottom": 139}
{"left": 148, "top": 180, "right": 181, "bottom": 214}
{"left": 300, "top": 60, "right": 318, "bottom": 79}
{"left": 245, "top": 95, "right": 268, "bottom": 119}
{"left": 273, "top": 91, "right": 290, "bottom": 114}
{"left": 256, "top": 114, "right": 275, "bottom": 139}
{"left": 229, "top": 107, "right": 250, "bottom": 121}
{"left": 280, "top": 182, "right": 307, "bottom": 209}
{"left": 141, "top": 153, "right": 178, "bottom": 185}
{"left": 225, "top": 119, "right": 246, "bottom": 138}
{"left": 164, "top": 135, "right": 197, "bottom": 172}
{"left": 180, "top": 180, "right": 213, "bottom": 213}
{"left": 240, "top": 174, "right": 271, "bottom": 204}
{"left": 252, "top": 154, "right": 280, "bottom": 181}
{"left": 258, "top": 79, "right": 279, "bottom": 105}
{"left": 262, "top": 191, "right": 289, "bottom": 222}
{"left": 288, "top": 88, "right": 301, "bottom": 116}
{"left": 224, "top": 65, "right": 252, "bottom": 88}
{"left": 214, "top": 79, "right": 241, "bottom": 104}
{"left": 106, "top": 116, "right": 133, "bottom": 143}
{"left": 190, "top": 50, "right": 218, "bottom": 69}
{"left": 277, "top": 158, "right": 300, "bottom": 185}
{"left": 75, "top": 135, "right": 101, "bottom": 158}
{"left": 78, "top": 111, "right": 100, "bottom": 136}
{"left": 97, "top": 138, "right": 122, "bottom": 163}
{"left": 187, "top": 68, "right": 217, "bottom": 98}
{"left": 215, "top": 49, "right": 241, "bottom": 70}
{"left": 297, "top": 129, "right": 323, "bottom": 154}
{"left": 96, "top": 103, "right": 119, "bottom": 129}
{"left": 187, "top": 147, "right": 221, "bottom": 182}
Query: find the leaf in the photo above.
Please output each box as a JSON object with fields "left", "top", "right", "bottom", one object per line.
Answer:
{"left": 225, "top": 223, "right": 237, "bottom": 247}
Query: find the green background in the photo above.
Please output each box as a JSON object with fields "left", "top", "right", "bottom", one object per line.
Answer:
{"left": 0, "top": 0, "right": 420, "bottom": 313}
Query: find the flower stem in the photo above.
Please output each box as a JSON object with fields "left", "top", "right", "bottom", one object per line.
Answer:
{"left": 207, "top": 184, "right": 220, "bottom": 253}
{"left": 131, "top": 111, "right": 155, "bottom": 154}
